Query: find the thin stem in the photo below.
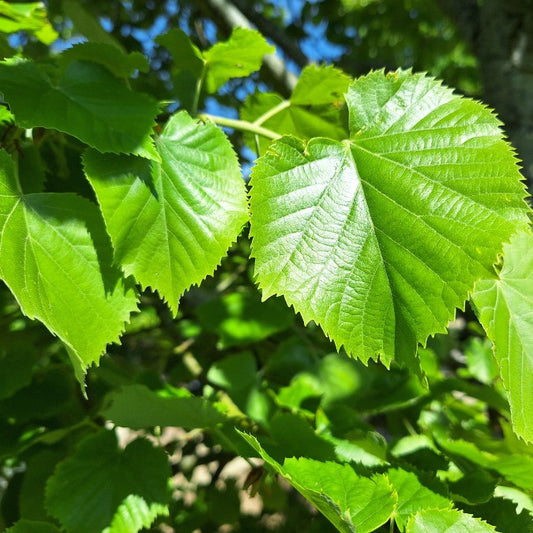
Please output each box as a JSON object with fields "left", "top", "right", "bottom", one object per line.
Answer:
{"left": 253, "top": 99, "right": 290, "bottom": 127}
{"left": 191, "top": 62, "right": 207, "bottom": 116}
{"left": 199, "top": 113, "right": 281, "bottom": 140}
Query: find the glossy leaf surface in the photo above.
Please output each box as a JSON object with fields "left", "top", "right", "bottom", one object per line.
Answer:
{"left": 250, "top": 70, "right": 529, "bottom": 369}
{"left": 85, "top": 111, "right": 248, "bottom": 314}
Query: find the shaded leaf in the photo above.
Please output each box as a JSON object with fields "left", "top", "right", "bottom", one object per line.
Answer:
{"left": 6, "top": 521, "right": 61, "bottom": 533}
{"left": 250, "top": 70, "right": 529, "bottom": 371}
{"left": 84, "top": 111, "right": 248, "bottom": 314}
{"left": 59, "top": 42, "right": 149, "bottom": 78}
{"left": 62, "top": 0, "right": 123, "bottom": 50}
{"left": 0, "top": 151, "right": 138, "bottom": 382}
{"left": 0, "top": 59, "right": 159, "bottom": 160}
{"left": 473, "top": 230, "right": 533, "bottom": 442}
{"left": 196, "top": 291, "right": 294, "bottom": 348}
{"left": 461, "top": 497, "right": 533, "bottom": 533}
{"left": 102, "top": 384, "right": 226, "bottom": 429}
{"left": 45, "top": 431, "right": 170, "bottom": 533}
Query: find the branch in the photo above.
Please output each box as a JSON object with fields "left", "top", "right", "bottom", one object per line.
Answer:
{"left": 197, "top": 0, "right": 298, "bottom": 97}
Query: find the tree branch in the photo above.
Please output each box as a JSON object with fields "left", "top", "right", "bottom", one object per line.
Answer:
{"left": 197, "top": 0, "right": 298, "bottom": 97}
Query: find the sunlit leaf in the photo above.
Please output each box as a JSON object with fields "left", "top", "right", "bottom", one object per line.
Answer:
{"left": 240, "top": 431, "right": 396, "bottom": 533}
{"left": 250, "top": 70, "right": 529, "bottom": 371}
{"left": 102, "top": 495, "right": 168, "bottom": 533}
{"left": 0, "top": 1, "right": 57, "bottom": 44}
{"left": 387, "top": 468, "right": 451, "bottom": 530}
{"left": 406, "top": 508, "right": 496, "bottom": 532}
{"left": 0, "top": 151, "right": 138, "bottom": 382}
{"left": 84, "top": 111, "right": 248, "bottom": 314}
{"left": 204, "top": 27, "right": 274, "bottom": 92}
{"left": 473, "top": 230, "right": 533, "bottom": 442}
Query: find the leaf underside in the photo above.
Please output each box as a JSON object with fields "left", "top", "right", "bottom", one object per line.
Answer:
{"left": 250, "top": 70, "right": 529, "bottom": 371}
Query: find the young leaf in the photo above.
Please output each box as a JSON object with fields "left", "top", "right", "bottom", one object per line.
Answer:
{"left": 203, "top": 27, "right": 275, "bottom": 92}
{"left": 473, "top": 230, "right": 533, "bottom": 442}
{"left": 102, "top": 495, "right": 168, "bottom": 533}
{"left": 0, "top": 59, "right": 159, "bottom": 160}
{"left": 84, "top": 111, "right": 248, "bottom": 314}
{"left": 45, "top": 431, "right": 170, "bottom": 533}
{"left": 0, "top": 151, "right": 138, "bottom": 383}
{"left": 250, "top": 70, "right": 529, "bottom": 371}
{"left": 291, "top": 64, "right": 351, "bottom": 106}
{"left": 239, "top": 432, "right": 396, "bottom": 533}
{"left": 242, "top": 92, "right": 348, "bottom": 155}
{"left": 406, "top": 508, "right": 496, "bottom": 532}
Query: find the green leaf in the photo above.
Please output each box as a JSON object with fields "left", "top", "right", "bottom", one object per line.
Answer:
{"left": 0, "top": 1, "right": 57, "bottom": 44}
{"left": 406, "top": 508, "right": 496, "bottom": 532}
{"left": 291, "top": 64, "right": 351, "bottom": 106}
{"left": 240, "top": 432, "right": 396, "bottom": 533}
{"left": 196, "top": 291, "right": 294, "bottom": 348}
{"left": 102, "top": 495, "right": 168, "bottom": 533}
{"left": 204, "top": 27, "right": 275, "bottom": 92}
{"left": 463, "top": 337, "right": 499, "bottom": 385}
{"left": 207, "top": 351, "right": 258, "bottom": 391}
{"left": 45, "top": 431, "right": 170, "bottom": 533}
{"left": 102, "top": 384, "right": 227, "bottom": 429}
{"left": 6, "top": 521, "right": 61, "bottom": 533}
{"left": 461, "top": 497, "right": 533, "bottom": 533}
{"left": 250, "top": 70, "right": 529, "bottom": 371}
{"left": 0, "top": 151, "right": 138, "bottom": 382}
{"left": 387, "top": 468, "right": 451, "bottom": 530}
{"left": 0, "top": 333, "right": 37, "bottom": 400}
{"left": 62, "top": 0, "right": 123, "bottom": 51}
{"left": 242, "top": 64, "right": 351, "bottom": 154}
{"left": 473, "top": 230, "right": 533, "bottom": 442}
{"left": 59, "top": 42, "right": 149, "bottom": 78}
{"left": 84, "top": 111, "right": 248, "bottom": 314}
{"left": 0, "top": 59, "right": 159, "bottom": 160}
{"left": 156, "top": 29, "right": 204, "bottom": 111}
